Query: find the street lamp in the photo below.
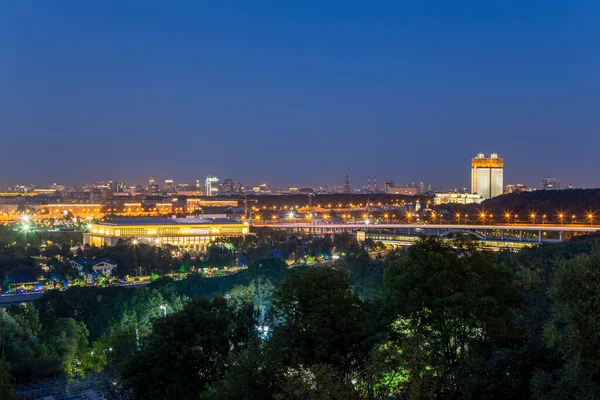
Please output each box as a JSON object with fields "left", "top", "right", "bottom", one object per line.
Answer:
{"left": 505, "top": 212, "right": 511, "bottom": 224}
{"left": 479, "top": 212, "right": 486, "bottom": 225}
{"left": 542, "top": 214, "right": 547, "bottom": 224}
{"left": 22, "top": 224, "right": 30, "bottom": 257}
{"left": 587, "top": 212, "right": 594, "bottom": 226}
{"left": 558, "top": 212, "right": 564, "bottom": 226}
{"left": 160, "top": 305, "right": 167, "bottom": 317}
{"left": 572, "top": 214, "right": 576, "bottom": 224}
{"left": 455, "top": 213, "right": 461, "bottom": 225}
{"left": 530, "top": 213, "right": 537, "bottom": 225}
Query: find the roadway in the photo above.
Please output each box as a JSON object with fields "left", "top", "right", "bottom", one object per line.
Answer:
{"left": 253, "top": 222, "right": 600, "bottom": 233}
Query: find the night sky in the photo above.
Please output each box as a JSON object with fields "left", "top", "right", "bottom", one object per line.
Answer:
{"left": 1, "top": 1, "right": 599, "bottom": 189}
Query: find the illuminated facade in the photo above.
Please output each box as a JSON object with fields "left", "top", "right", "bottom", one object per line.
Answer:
{"left": 434, "top": 193, "right": 484, "bottom": 205}
{"left": 186, "top": 198, "right": 238, "bottom": 212}
{"left": 471, "top": 153, "right": 503, "bottom": 199}
{"left": 83, "top": 218, "right": 249, "bottom": 251}
{"left": 205, "top": 176, "right": 219, "bottom": 197}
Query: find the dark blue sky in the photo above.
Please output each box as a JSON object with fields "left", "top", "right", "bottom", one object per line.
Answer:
{"left": 2, "top": 1, "right": 599, "bottom": 189}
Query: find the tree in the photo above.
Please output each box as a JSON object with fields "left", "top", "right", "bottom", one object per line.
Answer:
{"left": 268, "top": 267, "right": 367, "bottom": 372}
{"left": 337, "top": 250, "right": 385, "bottom": 300}
{"left": 274, "top": 363, "right": 360, "bottom": 400}
{"left": 532, "top": 247, "right": 600, "bottom": 398}
{"left": 121, "top": 296, "right": 257, "bottom": 400}
{"left": 0, "top": 310, "right": 61, "bottom": 381}
{"left": 228, "top": 276, "right": 275, "bottom": 317}
{"left": 0, "top": 359, "right": 15, "bottom": 400}
{"left": 43, "top": 318, "right": 93, "bottom": 376}
{"left": 383, "top": 236, "right": 517, "bottom": 398}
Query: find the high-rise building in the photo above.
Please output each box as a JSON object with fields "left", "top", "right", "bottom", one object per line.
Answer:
{"left": 147, "top": 177, "right": 159, "bottom": 194}
{"left": 205, "top": 176, "right": 219, "bottom": 197}
{"left": 109, "top": 181, "right": 125, "bottom": 193}
{"left": 164, "top": 179, "right": 175, "bottom": 192}
{"left": 542, "top": 177, "right": 560, "bottom": 190}
{"left": 471, "top": 153, "right": 504, "bottom": 199}
{"left": 344, "top": 170, "right": 351, "bottom": 193}
{"left": 222, "top": 179, "right": 234, "bottom": 194}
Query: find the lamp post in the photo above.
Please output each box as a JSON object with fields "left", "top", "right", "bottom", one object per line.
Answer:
{"left": 558, "top": 213, "right": 564, "bottom": 226}
{"left": 160, "top": 305, "right": 167, "bottom": 317}
{"left": 22, "top": 223, "right": 30, "bottom": 257}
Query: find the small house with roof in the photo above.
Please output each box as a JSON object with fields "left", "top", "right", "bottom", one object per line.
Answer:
{"left": 70, "top": 257, "right": 117, "bottom": 277}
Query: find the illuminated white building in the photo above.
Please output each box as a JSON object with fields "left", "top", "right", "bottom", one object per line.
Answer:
{"left": 434, "top": 192, "right": 484, "bottom": 205}
{"left": 205, "top": 176, "right": 219, "bottom": 197}
{"left": 471, "top": 153, "right": 503, "bottom": 199}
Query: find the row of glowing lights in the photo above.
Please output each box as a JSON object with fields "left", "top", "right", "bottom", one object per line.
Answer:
{"left": 252, "top": 210, "right": 598, "bottom": 224}
{"left": 251, "top": 201, "right": 418, "bottom": 211}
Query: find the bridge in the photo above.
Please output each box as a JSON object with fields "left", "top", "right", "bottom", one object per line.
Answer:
{"left": 0, "top": 292, "right": 44, "bottom": 307}
{"left": 253, "top": 222, "right": 600, "bottom": 246}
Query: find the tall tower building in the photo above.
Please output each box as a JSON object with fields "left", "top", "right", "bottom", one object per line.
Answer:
{"left": 205, "top": 176, "right": 219, "bottom": 197}
{"left": 471, "top": 153, "right": 504, "bottom": 199}
{"left": 164, "top": 178, "right": 175, "bottom": 192}
{"left": 344, "top": 170, "right": 351, "bottom": 193}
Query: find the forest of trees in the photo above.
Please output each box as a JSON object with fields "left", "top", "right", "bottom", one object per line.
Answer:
{"left": 1, "top": 233, "right": 600, "bottom": 399}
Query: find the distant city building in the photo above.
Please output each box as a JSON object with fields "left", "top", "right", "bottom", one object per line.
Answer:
{"left": 147, "top": 177, "right": 160, "bottom": 194}
{"left": 471, "top": 153, "right": 504, "bottom": 199}
{"left": 205, "top": 176, "right": 219, "bottom": 197}
{"left": 252, "top": 184, "right": 269, "bottom": 194}
{"left": 384, "top": 180, "right": 395, "bottom": 193}
{"left": 176, "top": 182, "right": 190, "bottom": 192}
{"left": 434, "top": 192, "right": 484, "bottom": 205}
{"left": 543, "top": 177, "right": 560, "bottom": 190}
{"left": 186, "top": 198, "right": 238, "bottom": 212}
{"left": 505, "top": 183, "right": 528, "bottom": 194}
{"left": 171, "top": 190, "right": 204, "bottom": 197}
{"left": 222, "top": 179, "right": 234, "bottom": 194}
{"left": 387, "top": 186, "right": 419, "bottom": 196}
{"left": 344, "top": 170, "right": 351, "bottom": 193}
{"left": 109, "top": 181, "right": 125, "bottom": 193}
{"left": 164, "top": 179, "right": 175, "bottom": 192}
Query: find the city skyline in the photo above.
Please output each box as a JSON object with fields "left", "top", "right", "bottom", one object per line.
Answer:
{"left": 2, "top": 2, "right": 599, "bottom": 188}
